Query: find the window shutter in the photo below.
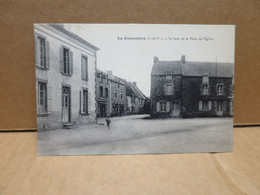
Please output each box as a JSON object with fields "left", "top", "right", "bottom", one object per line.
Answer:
{"left": 36, "top": 82, "right": 39, "bottom": 114}
{"left": 69, "top": 50, "right": 73, "bottom": 75}
{"left": 208, "top": 101, "right": 212, "bottom": 111}
{"left": 34, "top": 35, "right": 40, "bottom": 67}
{"left": 156, "top": 102, "right": 160, "bottom": 112}
{"left": 47, "top": 86, "right": 52, "bottom": 114}
{"left": 87, "top": 91, "right": 90, "bottom": 114}
{"left": 80, "top": 90, "right": 83, "bottom": 114}
{"left": 60, "top": 46, "right": 64, "bottom": 74}
{"left": 223, "top": 101, "right": 227, "bottom": 113}
{"left": 45, "top": 40, "right": 50, "bottom": 69}
{"left": 86, "top": 58, "right": 88, "bottom": 80}
{"left": 166, "top": 102, "right": 170, "bottom": 112}
{"left": 81, "top": 57, "right": 85, "bottom": 79}
{"left": 199, "top": 101, "right": 202, "bottom": 111}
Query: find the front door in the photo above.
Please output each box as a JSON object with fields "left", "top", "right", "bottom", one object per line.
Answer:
{"left": 100, "top": 104, "right": 107, "bottom": 117}
{"left": 171, "top": 100, "right": 181, "bottom": 117}
{"left": 62, "top": 86, "right": 70, "bottom": 123}
{"left": 216, "top": 101, "right": 223, "bottom": 116}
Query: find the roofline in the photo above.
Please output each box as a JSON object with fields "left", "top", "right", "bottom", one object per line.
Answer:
{"left": 48, "top": 24, "right": 100, "bottom": 51}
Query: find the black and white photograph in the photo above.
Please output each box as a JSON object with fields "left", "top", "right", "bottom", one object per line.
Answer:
{"left": 35, "top": 24, "right": 235, "bottom": 155}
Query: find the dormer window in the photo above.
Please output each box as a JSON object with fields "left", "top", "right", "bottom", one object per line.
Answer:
{"left": 202, "top": 84, "right": 208, "bottom": 95}
{"left": 202, "top": 73, "right": 209, "bottom": 95}
{"left": 166, "top": 69, "right": 172, "bottom": 79}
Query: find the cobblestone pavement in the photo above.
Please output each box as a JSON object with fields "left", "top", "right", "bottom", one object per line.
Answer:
{"left": 38, "top": 115, "right": 233, "bottom": 155}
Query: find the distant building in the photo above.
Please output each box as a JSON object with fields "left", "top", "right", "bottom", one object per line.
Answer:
{"left": 126, "top": 82, "right": 146, "bottom": 114}
{"left": 34, "top": 24, "right": 99, "bottom": 130}
{"left": 96, "top": 69, "right": 110, "bottom": 117}
{"left": 108, "top": 71, "right": 127, "bottom": 117}
{"left": 150, "top": 55, "right": 234, "bottom": 118}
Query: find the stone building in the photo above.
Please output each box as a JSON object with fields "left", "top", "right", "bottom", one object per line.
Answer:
{"left": 150, "top": 55, "right": 234, "bottom": 118}
{"left": 126, "top": 82, "right": 147, "bottom": 114}
{"left": 34, "top": 24, "right": 99, "bottom": 130}
{"left": 96, "top": 69, "right": 110, "bottom": 117}
{"left": 108, "top": 72, "right": 127, "bottom": 117}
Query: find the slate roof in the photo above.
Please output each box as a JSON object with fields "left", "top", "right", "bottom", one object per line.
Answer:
{"left": 151, "top": 59, "right": 234, "bottom": 78}
{"left": 128, "top": 82, "right": 146, "bottom": 100}
{"left": 151, "top": 61, "right": 182, "bottom": 76}
{"left": 49, "top": 24, "right": 99, "bottom": 51}
{"left": 182, "top": 61, "right": 233, "bottom": 77}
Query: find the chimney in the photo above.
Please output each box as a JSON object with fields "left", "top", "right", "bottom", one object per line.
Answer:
{"left": 133, "top": 82, "right": 137, "bottom": 86}
{"left": 154, "top": 56, "right": 159, "bottom": 64}
{"left": 107, "top": 71, "right": 113, "bottom": 76}
{"left": 181, "top": 55, "right": 185, "bottom": 65}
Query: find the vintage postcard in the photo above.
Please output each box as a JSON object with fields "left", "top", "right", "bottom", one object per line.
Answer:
{"left": 35, "top": 24, "right": 235, "bottom": 155}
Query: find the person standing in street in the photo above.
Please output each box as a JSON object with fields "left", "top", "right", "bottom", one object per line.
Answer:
{"left": 106, "top": 117, "right": 111, "bottom": 130}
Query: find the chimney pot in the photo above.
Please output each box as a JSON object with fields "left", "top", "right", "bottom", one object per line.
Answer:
{"left": 107, "top": 71, "right": 113, "bottom": 76}
{"left": 181, "top": 55, "right": 185, "bottom": 65}
{"left": 133, "top": 82, "right": 137, "bottom": 86}
{"left": 154, "top": 56, "right": 159, "bottom": 64}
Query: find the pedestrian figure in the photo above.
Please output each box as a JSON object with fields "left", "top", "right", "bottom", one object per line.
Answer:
{"left": 106, "top": 117, "right": 111, "bottom": 130}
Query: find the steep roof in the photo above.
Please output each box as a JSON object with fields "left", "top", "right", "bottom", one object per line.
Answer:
{"left": 49, "top": 24, "right": 99, "bottom": 51}
{"left": 151, "top": 61, "right": 182, "bottom": 76}
{"left": 128, "top": 82, "right": 146, "bottom": 100}
{"left": 182, "top": 61, "right": 233, "bottom": 77}
{"left": 151, "top": 59, "right": 234, "bottom": 78}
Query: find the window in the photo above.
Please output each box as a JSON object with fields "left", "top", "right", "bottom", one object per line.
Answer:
{"left": 36, "top": 36, "right": 49, "bottom": 69}
{"left": 114, "top": 90, "right": 117, "bottom": 98}
{"left": 105, "top": 76, "right": 108, "bottom": 84}
{"left": 217, "top": 84, "right": 224, "bottom": 95}
{"left": 202, "top": 84, "right": 208, "bottom": 95}
{"left": 202, "top": 101, "right": 208, "bottom": 111}
{"left": 131, "top": 94, "right": 135, "bottom": 103}
{"left": 99, "top": 86, "right": 103, "bottom": 97}
{"left": 105, "top": 88, "right": 108, "bottom": 98}
{"left": 99, "top": 74, "right": 103, "bottom": 83}
{"left": 120, "top": 91, "right": 123, "bottom": 99}
{"left": 82, "top": 56, "right": 88, "bottom": 80}
{"left": 166, "top": 69, "right": 172, "bottom": 79}
{"left": 60, "top": 47, "right": 73, "bottom": 76}
{"left": 160, "top": 102, "right": 166, "bottom": 112}
{"left": 37, "top": 82, "right": 47, "bottom": 114}
{"left": 118, "top": 82, "right": 120, "bottom": 88}
{"left": 38, "top": 37, "right": 46, "bottom": 67}
{"left": 63, "top": 48, "right": 69, "bottom": 74}
{"left": 202, "top": 73, "right": 209, "bottom": 95}
{"left": 199, "top": 100, "right": 212, "bottom": 111}
{"left": 80, "top": 89, "right": 88, "bottom": 114}
{"left": 217, "top": 101, "right": 223, "bottom": 112}
{"left": 165, "top": 83, "right": 174, "bottom": 95}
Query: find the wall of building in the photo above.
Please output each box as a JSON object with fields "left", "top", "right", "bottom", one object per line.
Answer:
{"left": 150, "top": 75, "right": 182, "bottom": 117}
{"left": 35, "top": 25, "right": 97, "bottom": 130}
{"left": 96, "top": 72, "right": 111, "bottom": 117}
{"left": 110, "top": 80, "right": 127, "bottom": 116}
{"left": 181, "top": 76, "right": 233, "bottom": 117}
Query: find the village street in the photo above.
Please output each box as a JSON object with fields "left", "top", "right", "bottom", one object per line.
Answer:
{"left": 38, "top": 115, "right": 233, "bottom": 155}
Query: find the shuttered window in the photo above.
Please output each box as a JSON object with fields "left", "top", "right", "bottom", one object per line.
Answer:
{"left": 80, "top": 89, "right": 88, "bottom": 114}
{"left": 35, "top": 35, "right": 50, "bottom": 69}
{"left": 60, "top": 46, "right": 73, "bottom": 76}
{"left": 37, "top": 82, "right": 48, "bottom": 114}
{"left": 82, "top": 56, "right": 88, "bottom": 80}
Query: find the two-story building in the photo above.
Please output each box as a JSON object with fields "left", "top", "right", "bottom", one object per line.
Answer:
{"left": 34, "top": 24, "right": 99, "bottom": 130}
{"left": 96, "top": 69, "right": 110, "bottom": 117}
{"left": 126, "top": 82, "right": 147, "bottom": 114}
{"left": 150, "top": 55, "right": 234, "bottom": 118}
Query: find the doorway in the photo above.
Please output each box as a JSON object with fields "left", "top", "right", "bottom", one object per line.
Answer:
{"left": 62, "top": 86, "right": 71, "bottom": 123}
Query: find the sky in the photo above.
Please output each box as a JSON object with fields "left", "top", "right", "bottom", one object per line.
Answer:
{"left": 64, "top": 24, "right": 235, "bottom": 97}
